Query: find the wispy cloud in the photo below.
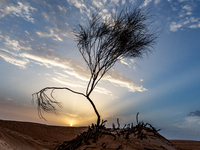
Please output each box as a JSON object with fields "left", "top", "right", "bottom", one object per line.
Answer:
{"left": 4, "top": 36, "right": 20, "bottom": 51}
{"left": 170, "top": 17, "right": 200, "bottom": 31}
{"left": 168, "top": 1, "right": 200, "bottom": 32}
{"left": 21, "top": 53, "right": 73, "bottom": 69}
{"left": 67, "top": 0, "right": 87, "bottom": 14}
{"left": 20, "top": 53, "right": 146, "bottom": 93}
{"left": 36, "top": 27, "right": 65, "bottom": 42}
{"left": 4, "top": 36, "right": 32, "bottom": 51}
{"left": 118, "top": 57, "right": 131, "bottom": 68}
{"left": 140, "top": 0, "right": 161, "bottom": 8}
{"left": 170, "top": 21, "right": 183, "bottom": 32}
{"left": 0, "top": 2, "right": 36, "bottom": 23}
{"left": 104, "top": 69, "right": 147, "bottom": 92}
{"left": 0, "top": 49, "right": 28, "bottom": 68}
{"left": 179, "top": 4, "right": 193, "bottom": 17}
{"left": 110, "top": 0, "right": 119, "bottom": 5}
{"left": 59, "top": 112, "right": 79, "bottom": 118}
{"left": 141, "top": 0, "right": 153, "bottom": 8}
{"left": 92, "top": 0, "right": 104, "bottom": 8}
{"left": 52, "top": 72, "right": 116, "bottom": 98}
{"left": 52, "top": 77, "right": 85, "bottom": 88}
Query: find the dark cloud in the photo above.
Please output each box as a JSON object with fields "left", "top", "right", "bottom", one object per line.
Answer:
{"left": 188, "top": 110, "right": 200, "bottom": 117}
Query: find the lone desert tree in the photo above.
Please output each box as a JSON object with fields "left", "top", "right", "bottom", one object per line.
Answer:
{"left": 32, "top": 7, "right": 157, "bottom": 127}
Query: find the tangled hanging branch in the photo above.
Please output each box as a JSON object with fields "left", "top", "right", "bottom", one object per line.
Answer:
{"left": 32, "top": 87, "right": 85, "bottom": 120}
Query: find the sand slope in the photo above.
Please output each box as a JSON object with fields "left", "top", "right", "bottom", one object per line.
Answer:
{"left": 0, "top": 119, "right": 87, "bottom": 150}
{"left": 0, "top": 126, "right": 46, "bottom": 150}
{"left": 0, "top": 119, "right": 200, "bottom": 150}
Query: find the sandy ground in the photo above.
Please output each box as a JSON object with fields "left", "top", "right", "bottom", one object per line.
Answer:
{"left": 170, "top": 140, "right": 200, "bottom": 150}
{"left": 0, "top": 119, "right": 87, "bottom": 150}
{"left": 0, "top": 119, "right": 200, "bottom": 150}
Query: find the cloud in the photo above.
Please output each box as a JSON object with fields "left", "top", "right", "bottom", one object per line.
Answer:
{"left": 4, "top": 36, "right": 20, "bottom": 51}
{"left": 92, "top": 1, "right": 104, "bottom": 8}
{"left": 139, "top": 0, "right": 161, "bottom": 8}
{"left": 52, "top": 77, "right": 85, "bottom": 88}
{"left": 0, "top": 49, "right": 28, "bottom": 68}
{"left": 20, "top": 52, "right": 146, "bottom": 93}
{"left": 140, "top": 0, "right": 153, "bottom": 8}
{"left": 118, "top": 57, "right": 131, "bottom": 68}
{"left": 42, "top": 12, "right": 50, "bottom": 22}
{"left": 174, "top": 111, "right": 200, "bottom": 131}
{"left": 0, "top": 2, "right": 36, "bottom": 23}
{"left": 170, "top": 21, "right": 183, "bottom": 32}
{"left": 155, "top": 0, "right": 161, "bottom": 4}
{"left": 36, "top": 27, "right": 64, "bottom": 42}
{"left": 21, "top": 53, "right": 72, "bottom": 69}
{"left": 4, "top": 36, "right": 32, "bottom": 51}
{"left": 183, "top": 5, "right": 192, "bottom": 12}
{"left": 52, "top": 71, "right": 116, "bottom": 98}
{"left": 25, "top": 31, "right": 35, "bottom": 41}
{"left": 60, "top": 112, "right": 78, "bottom": 118}
{"left": 168, "top": 1, "right": 200, "bottom": 32}
{"left": 104, "top": 69, "right": 147, "bottom": 92}
{"left": 21, "top": 53, "right": 90, "bottom": 81}
{"left": 122, "top": 0, "right": 126, "bottom": 5}
{"left": 67, "top": 0, "right": 87, "bottom": 14}
{"left": 179, "top": 4, "right": 193, "bottom": 18}
{"left": 175, "top": 116, "right": 200, "bottom": 130}
{"left": 170, "top": 17, "right": 200, "bottom": 31}
{"left": 188, "top": 110, "right": 200, "bottom": 117}
{"left": 94, "top": 87, "right": 116, "bottom": 98}
{"left": 110, "top": 0, "right": 119, "bottom": 5}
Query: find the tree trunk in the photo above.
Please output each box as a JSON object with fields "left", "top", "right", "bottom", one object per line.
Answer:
{"left": 86, "top": 96, "right": 100, "bottom": 127}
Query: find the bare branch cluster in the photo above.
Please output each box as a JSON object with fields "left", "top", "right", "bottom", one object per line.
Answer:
{"left": 73, "top": 7, "right": 157, "bottom": 96}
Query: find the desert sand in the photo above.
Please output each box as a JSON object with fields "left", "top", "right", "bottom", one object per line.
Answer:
{"left": 0, "top": 119, "right": 199, "bottom": 150}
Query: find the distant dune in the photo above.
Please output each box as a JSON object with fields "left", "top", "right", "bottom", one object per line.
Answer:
{"left": 0, "top": 119, "right": 199, "bottom": 150}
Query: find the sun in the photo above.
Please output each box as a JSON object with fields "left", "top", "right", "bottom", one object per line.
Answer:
{"left": 70, "top": 124, "right": 73, "bottom": 126}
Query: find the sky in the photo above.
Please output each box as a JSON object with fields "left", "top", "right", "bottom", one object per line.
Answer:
{"left": 0, "top": 0, "right": 200, "bottom": 140}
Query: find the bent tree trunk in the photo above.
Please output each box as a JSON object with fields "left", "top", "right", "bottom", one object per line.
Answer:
{"left": 86, "top": 96, "right": 100, "bottom": 127}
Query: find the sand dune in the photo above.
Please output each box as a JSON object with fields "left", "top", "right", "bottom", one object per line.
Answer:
{"left": 0, "top": 119, "right": 87, "bottom": 150}
{"left": 0, "top": 119, "right": 200, "bottom": 150}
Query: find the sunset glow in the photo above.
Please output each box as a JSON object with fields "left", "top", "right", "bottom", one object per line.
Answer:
{"left": 0, "top": 0, "right": 200, "bottom": 141}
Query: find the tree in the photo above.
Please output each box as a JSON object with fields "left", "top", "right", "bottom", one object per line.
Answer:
{"left": 32, "top": 7, "right": 158, "bottom": 127}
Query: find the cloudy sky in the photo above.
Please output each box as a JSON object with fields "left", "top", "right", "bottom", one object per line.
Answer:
{"left": 1, "top": 0, "right": 200, "bottom": 140}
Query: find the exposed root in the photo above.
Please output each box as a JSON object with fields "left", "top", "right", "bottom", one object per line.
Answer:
{"left": 54, "top": 113, "right": 163, "bottom": 150}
